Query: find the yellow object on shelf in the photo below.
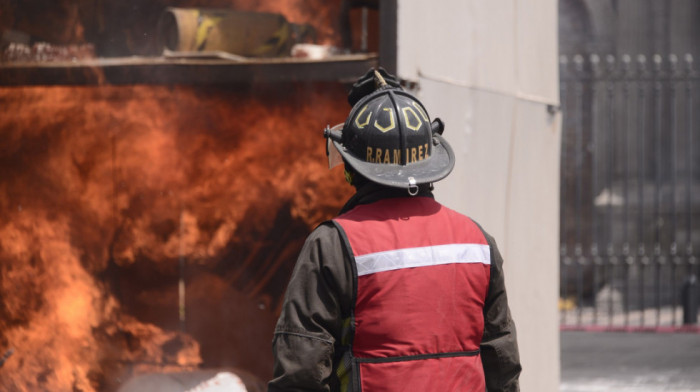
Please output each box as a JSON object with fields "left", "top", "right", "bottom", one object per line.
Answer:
{"left": 157, "top": 8, "right": 312, "bottom": 58}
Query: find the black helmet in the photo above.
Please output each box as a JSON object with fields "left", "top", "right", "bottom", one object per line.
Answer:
{"left": 325, "top": 71, "right": 455, "bottom": 192}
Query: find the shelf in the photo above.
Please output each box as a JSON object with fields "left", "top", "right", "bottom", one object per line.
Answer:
{"left": 0, "top": 53, "right": 378, "bottom": 86}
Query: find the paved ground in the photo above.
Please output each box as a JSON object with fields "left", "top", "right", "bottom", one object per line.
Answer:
{"left": 118, "top": 330, "right": 699, "bottom": 392}
{"left": 561, "top": 331, "right": 700, "bottom": 391}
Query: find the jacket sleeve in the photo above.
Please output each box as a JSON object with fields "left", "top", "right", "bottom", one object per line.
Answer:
{"left": 268, "top": 223, "right": 353, "bottom": 392}
{"left": 480, "top": 233, "right": 522, "bottom": 392}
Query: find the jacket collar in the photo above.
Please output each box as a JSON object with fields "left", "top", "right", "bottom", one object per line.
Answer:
{"left": 339, "top": 182, "right": 434, "bottom": 215}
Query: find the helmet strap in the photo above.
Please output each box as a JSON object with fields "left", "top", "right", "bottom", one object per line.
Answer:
{"left": 344, "top": 169, "right": 355, "bottom": 185}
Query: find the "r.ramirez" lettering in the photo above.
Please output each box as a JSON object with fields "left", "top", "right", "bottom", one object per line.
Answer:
{"left": 365, "top": 144, "right": 430, "bottom": 164}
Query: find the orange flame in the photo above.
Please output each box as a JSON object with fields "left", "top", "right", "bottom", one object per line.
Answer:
{"left": 0, "top": 83, "right": 351, "bottom": 390}
{"left": 234, "top": 0, "right": 344, "bottom": 45}
{"left": 1, "top": 0, "right": 347, "bottom": 55}
{"left": 173, "top": 0, "right": 345, "bottom": 46}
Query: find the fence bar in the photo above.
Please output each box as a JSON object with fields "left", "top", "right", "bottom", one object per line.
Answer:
{"left": 622, "top": 54, "right": 632, "bottom": 327}
{"left": 686, "top": 55, "right": 696, "bottom": 325}
{"left": 574, "top": 54, "right": 585, "bottom": 326}
{"left": 653, "top": 54, "right": 664, "bottom": 328}
{"left": 670, "top": 54, "right": 679, "bottom": 327}
{"left": 606, "top": 55, "right": 616, "bottom": 327}
{"left": 560, "top": 55, "right": 569, "bottom": 326}
{"left": 590, "top": 54, "right": 601, "bottom": 324}
{"left": 686, "top": 55, "right": 694, "bottom": 275}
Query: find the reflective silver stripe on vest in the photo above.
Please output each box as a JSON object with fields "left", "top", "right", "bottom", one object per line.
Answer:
{"left": 354, "top": 243, "right": 491, "bottom": 277}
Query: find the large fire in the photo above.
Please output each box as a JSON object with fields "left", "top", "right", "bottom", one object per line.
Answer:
{"left": 0, "top": 83, "right": 352, "bottom": 390}
{"left": 0, "top": 0, "right": 349, "bottom": 56}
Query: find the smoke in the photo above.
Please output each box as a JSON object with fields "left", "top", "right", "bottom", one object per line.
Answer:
{"left": 0, "top": 83, "right": 351, "bottom": 390}
{"left": 0, "top": 0, "right": 345, "bottom": 56}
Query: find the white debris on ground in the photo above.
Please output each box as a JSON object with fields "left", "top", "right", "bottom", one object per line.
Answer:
{"left": 186, "top": 372, "right": 248, "bottom": 392}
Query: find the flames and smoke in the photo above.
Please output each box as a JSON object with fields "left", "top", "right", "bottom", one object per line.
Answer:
{"left": 0, "top": 0, "right": 349, "bottom": 56}
{"left": 0, "top": 83, "right": 352, "bottom": 390}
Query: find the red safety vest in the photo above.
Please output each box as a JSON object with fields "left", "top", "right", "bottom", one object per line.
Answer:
{"left": 333, "top": 196, "right": 491, "bottom": 392}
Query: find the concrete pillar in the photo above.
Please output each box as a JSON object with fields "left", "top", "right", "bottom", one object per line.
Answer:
{"left": 396, "top": 1, "right": 561, "bottom": 390}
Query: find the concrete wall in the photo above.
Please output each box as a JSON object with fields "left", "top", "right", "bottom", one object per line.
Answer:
{"left": 395, "top": 1, "right": 561, "bottom": 391}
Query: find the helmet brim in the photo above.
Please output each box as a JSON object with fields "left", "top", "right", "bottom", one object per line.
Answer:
{"left": 332, "top": 133, "right": 456, "bottom": 189}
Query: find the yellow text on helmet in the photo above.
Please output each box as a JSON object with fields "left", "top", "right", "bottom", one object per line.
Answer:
{"left": 365, "top": 143, "right": 430, "bottom": 164}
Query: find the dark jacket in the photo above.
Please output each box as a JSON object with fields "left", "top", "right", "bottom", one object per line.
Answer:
{"left": 268, "top": 184, "right": 521, "bottom": 391}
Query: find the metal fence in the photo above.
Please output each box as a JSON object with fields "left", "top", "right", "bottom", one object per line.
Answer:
{"left": 559, "top": 53, "right": 700, "bottom": 330}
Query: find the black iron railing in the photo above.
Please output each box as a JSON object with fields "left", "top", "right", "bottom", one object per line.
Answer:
{"left": 559, "top": 53, "right": 700, "bottom": 330}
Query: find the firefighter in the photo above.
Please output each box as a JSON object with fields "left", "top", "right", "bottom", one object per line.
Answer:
{"left": 268, "top": 69, "right": 521, "bottom": 392}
